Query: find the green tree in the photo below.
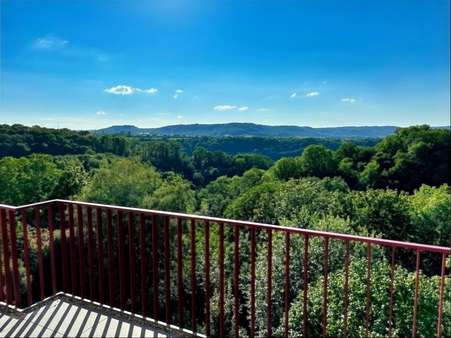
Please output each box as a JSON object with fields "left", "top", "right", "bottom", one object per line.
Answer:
{"left": 77, "top": 158, "right": 163, "bottom": 207}
{"left": 299, "top": 144, "right": 338, "bottom": 178}
{"left": 0, "top": 154, "right": 62, "bottom": 205}
{"left": 408, "top": 184, "right": 450, "bottom": 247}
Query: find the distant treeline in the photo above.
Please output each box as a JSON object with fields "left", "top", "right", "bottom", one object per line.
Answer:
{"left": 146, "top": 135, "right": 379, "bottom": 159}
{"left": 0, "top": 124, "right": 449, "bottom": 190}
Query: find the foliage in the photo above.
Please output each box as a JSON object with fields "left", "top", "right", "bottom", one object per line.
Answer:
{"left": 286, "top": 258, "right": 450, "bottom": 338}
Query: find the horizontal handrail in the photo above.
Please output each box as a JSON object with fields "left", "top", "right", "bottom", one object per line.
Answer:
{"left": 1, "top": 199, "right": 450, "bottom": 254}
{"left": 0, "top": 199, "right": 449, "bottom": 337}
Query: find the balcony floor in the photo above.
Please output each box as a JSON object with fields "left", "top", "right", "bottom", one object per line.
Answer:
{"left": 0, "top": 294, "right": 196, "bottom": 337}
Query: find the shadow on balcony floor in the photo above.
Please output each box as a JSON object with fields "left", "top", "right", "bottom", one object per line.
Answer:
{"left": 0, "top": 293, "right": 198, "bottom": 337}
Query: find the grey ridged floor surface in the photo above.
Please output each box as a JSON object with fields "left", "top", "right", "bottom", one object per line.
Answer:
{"left": 0, "top": 297, "right": 169, "bottom": 337}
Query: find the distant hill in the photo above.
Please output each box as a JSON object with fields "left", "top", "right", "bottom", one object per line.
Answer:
{"left": 94, "top": 123, "right": 399, "bottom": 138}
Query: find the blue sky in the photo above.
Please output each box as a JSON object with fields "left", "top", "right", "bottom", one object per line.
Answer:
{"left": 1, "top": 0, "right": 449, "bottom": 129}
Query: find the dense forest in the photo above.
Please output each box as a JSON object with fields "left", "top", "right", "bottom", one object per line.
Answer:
{"left": 0, "top": 123, "right": 450, "bottom": 336}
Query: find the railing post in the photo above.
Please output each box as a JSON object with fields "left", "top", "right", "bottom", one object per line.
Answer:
{"left": 8, "top": 210, "right": 20, "bottom": 308}
{"left": 219, "top": 222, "right": 225, "bottom": 338}
{"left": 164, "top": 215, "right": 170, "bottom": 323}
{"left": 77, "top": 205, "right": 86, "bottom": 298}
{"left": 34, "top": 206, "right": 45, "bottom": 300}
{"left": 59, "top": 202, "right": 69, "bottom": 293}
{"left": 322, "top": 237, "right": 329, "bottom": 338}
{"left": 68, "top": 204, "right": 77, "bottom": 295}
{"left": 266, "top": 229, "right": 272, "bottom": 338}
{"left": 118, "top": 210, "right": 126, "bottom": 309}
{"left": 176, "top": 217, "right": 183, "bottom": 326}
{"left": 48, "top": 204, "right": 57, "bottom": 294}
{"left": 140, "top": 213, "right": 148, "bottom": 317}
{"left": 96, "top": 207, "right": 105, "bottom": 304}
{"left": 190, "top": 219, "right": 197, "bottom": 333}
{"left": 204, "top": 220, "right": 210, "bottom": 337}
{"left": 0, "top": 209, "right": 12, "bottom": 304}
{"left": 20, "top": 210, "right": 32, "bottom": 306}
{"left": 303, "top": 235, "right": 309, "bottom": 337}
{"left": 128, "top": 212, "right": 136, "bottom": 313}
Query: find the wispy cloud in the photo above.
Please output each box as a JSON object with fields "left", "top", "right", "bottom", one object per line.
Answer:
{"left": 177, "top": 115, "right": 183, "bottom": 119}
{"left": 105, "top": 85, "right": 158, "bottom": 95}
{"left": 214, "top": 105, "right": 248, "bottom": 112}
{"left": 341, "top": 97, "right": 357, "bottom": 103}
{"left": 214, "top": 105, "right": 237, "bottom": 111}
{"left": 305, "top": 91, "right": 319, "bottom": 97}
{"left": 96, "top": 111, "right": 107, "bottom": 116}
{"left": 33, "top": 34, "right": 109, "bottom": 63}
{"left": 257, "top": 108, "right": 270, "bottom": 112}
{"left": 33, "top": 35, "right": 68, "bottom": 50}
{"left": 290, "top": 91, "right": 319, "bottom": 99}
{"left": 173, "top": 89, "right": 184, "bottom": 99}
{"left": 139, "top": 88, "right": 159, "bottom": 94}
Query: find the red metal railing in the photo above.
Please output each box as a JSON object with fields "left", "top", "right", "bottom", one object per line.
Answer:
{"left": 0, "top": 199, "right": 449, "bottom": 337}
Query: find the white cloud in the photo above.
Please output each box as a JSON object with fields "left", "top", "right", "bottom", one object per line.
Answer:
{"left": 257, "top": 108, "right": 270, "bottom": 112}
{"left": 306, "top": 91, "right": 319, "bottom": 97}
{"left": 173, "top": 89, "right": 184, "bottom": 99}
{"left": 33, "top": 35, "right": 68, "bottom": 50}
{"left": 105, "top": 85, "right": 158, "bottom": 95}
{"left": 141, "top": 88, "right": 159, "bottom": 94}
{"left": 213, "top": 105, "right": 249, "bottom": 112}
{"left": 214, "top": 105, "right": 237, "bottom": 111}
{"left": 96, "top": 111, "right": 106, "bottom": 116}
{"left": 290, "top": 92, "right": 297, "bottom": 99}
{"left": 105, "top": 85, "right": 136, "bottom": 95}
{"left": 177, "top": 115, "right": 183, "bottom": 119}
{"left": 341, "top": 97, "right": 357, "bottom": 103}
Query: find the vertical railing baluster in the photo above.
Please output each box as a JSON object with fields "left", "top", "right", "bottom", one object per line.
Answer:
{"left": 205, "top": 220, "right": 211, "bottom": 337}
{"left": 48, "top": 205, "right": 57, "bottom": 294}
{"left": 59, "top": 202, "right": 69, "bottom": 293}
{"left": 21, "top": 210, "right": 32, "bottom": 306}
{"left": 218, "top": 222, "right": 225, "bottom": 338}
{"left": 68, "top": 204, "right": 77, "bottom": 294}
{"left": 129, "top": 212, "right": 137, "bottom": 313}
{"left": 164, "top": 216, "right": 171, "bottom": 323}
{"left": 303, "top": 235, "right": 309, "bottom": 337}
{"left": 190, "top": 219, "right": 197, "bottom": 333}
{"left": 323, "top": 237, "right": 329, "bottom": 338}
{"left": 152, "top": 214, "right": 158, "bottom": 319}
{"left": 267, "top": 229, "right": 272, "bottom": 338}
{"left": 234, "top": 224, "right": 241, "bottom": 338}
{"left": 177, "top": 217, "right": 183, "bottom": 326}
{"left": 412, "top": 250, "right": 421, "bottom": 338}
{"left": 77, "top": 205, "right": 86, "bottom": 298}
{"left": 118, "top": 210, "right": 126, "bottom": 309}
{"left": 388, "top": 247, "right": 396, "bottom": 338}
{"left": 283, "top": 232, "right": 290, "bottom": 338}
{"left": 140, "top": 213, "right": 147, "bottom": 316}
{"left": 107, "top": 209, "right": 115, "bottom": 306}
{"left": 0, "top": 209, "right": 12, "bottom": 304}
{"left": 87, "top": 206, "right": 95, "bottom": 300}
{"left": 0, "top": 214, "right": 4, "bottom": 302}
{"left": 96, "top": 208, "right": 105, "bottom": 304}
{"left": 365, "top": 243, "right": 372, "bottom": 338}
{"left": 8, "top": 210, "right": 20, "bottom": 307}
{"left": 343, "top": 240, "right": 350, "bottom": 338}
{"left": 34, "top": 207, "right": 45, "bottom": 300}
{"left": 436, "top": 252, "right": 447, "bottom": 338}
{"left": 250, "top": 225, "right": 256, "bottom": 338}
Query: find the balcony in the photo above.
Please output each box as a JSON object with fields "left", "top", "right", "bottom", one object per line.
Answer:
{"left": 0, "top": 199, "right": 449, "bottom": 337}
